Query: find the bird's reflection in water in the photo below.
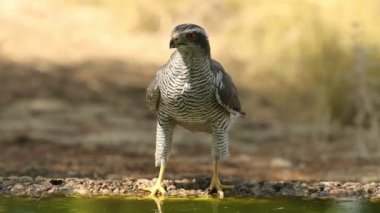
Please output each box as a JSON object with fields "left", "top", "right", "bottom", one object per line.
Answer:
{"left": 151, "top": 196, "right": 165, "bottom": 213}
{"left": 150, "top": 196, "right": 221, "bottom": 213}
{"left": 209, "top": 198, "right": 221, "bottom": 213}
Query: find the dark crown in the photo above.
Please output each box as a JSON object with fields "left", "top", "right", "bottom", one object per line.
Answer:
{"left": 172, "top": 23, "right": 210, "bottom": 54}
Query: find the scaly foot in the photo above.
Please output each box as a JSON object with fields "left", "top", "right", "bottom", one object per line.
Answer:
{"left": 206, "top": 178, "right": 234, "bottom": 198}
{"left": 149, "top": 181, "right": 167, "bottom": 196}
{"left": 144, "top": 164, "right": 167, "bottom": 196}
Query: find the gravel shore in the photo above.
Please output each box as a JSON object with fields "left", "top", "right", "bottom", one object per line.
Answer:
{"left": 1, "top": 176, "right": 380, "bottom": 199}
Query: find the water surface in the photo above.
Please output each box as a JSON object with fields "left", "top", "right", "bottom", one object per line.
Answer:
{"left": 1, "top": 196, "right": 380, "bottom": 213}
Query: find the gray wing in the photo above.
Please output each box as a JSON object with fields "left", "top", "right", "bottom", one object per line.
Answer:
{"left": 146, "top": 65, "right": 164, "bottom": 112}
{"left": 211, "top": 60, "right": 246, "bottom": 117}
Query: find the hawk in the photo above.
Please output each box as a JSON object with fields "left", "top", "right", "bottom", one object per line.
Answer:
{"left": 146, "top": 23, "right": 245, "bottom": 198}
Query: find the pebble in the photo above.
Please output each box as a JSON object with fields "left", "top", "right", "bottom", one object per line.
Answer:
{"left": 19, "top": 176, "right": 33, "bottom": 182}
{"left": 47, "top": 188, "right": 56, "bottom": 194}
{"left": 1, "top": 176, "right": 379, "bottom": 199}
{"left": 11, "top": 183, "right": 24, "bottom": 191}
{"left": 167, "top": 184, "right": 176, "bottom": 191}
{"left": 100, "top": 189, "right": 110, "bottom": 195}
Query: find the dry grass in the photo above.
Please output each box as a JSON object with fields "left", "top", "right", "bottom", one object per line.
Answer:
{"left": 0, "top": 0, "right": 379, "bottom": 134}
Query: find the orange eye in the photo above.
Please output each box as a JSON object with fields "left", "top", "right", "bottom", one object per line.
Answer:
{"left": 185, "top": 32, "right": 196, "bottom": 41}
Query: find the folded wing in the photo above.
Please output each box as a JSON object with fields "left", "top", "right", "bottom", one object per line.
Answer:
{"left": 146, "top": 65, "right": 165, "bottom": 112}
{"left": 211, "top": 60, "right": 246, "bottom": 117}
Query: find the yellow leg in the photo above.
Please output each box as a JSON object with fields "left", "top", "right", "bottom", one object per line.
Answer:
{"left": 149, "top": 163, "right": 167, "bottom": 196}
{"left": 206, "top": 161, "right": 234, "bottom": 198}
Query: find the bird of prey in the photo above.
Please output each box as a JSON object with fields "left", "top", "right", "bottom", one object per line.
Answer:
{"left": 146, "top": 23, "right": 245, "bottom": 198}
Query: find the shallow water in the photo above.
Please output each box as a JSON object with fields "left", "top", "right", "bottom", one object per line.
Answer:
{"left": 1, "top": 196, "right": 380, "bottom": 213}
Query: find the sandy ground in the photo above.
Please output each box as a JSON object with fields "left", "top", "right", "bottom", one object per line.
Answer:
{"left": 1, "top": 59, "right": 380, "bottom": 185}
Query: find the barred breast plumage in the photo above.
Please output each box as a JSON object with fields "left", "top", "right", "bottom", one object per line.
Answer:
{"left": 159, "top": 51, "right": 226, "bottom": 126}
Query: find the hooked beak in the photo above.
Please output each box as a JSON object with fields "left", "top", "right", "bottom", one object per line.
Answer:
{"left": 169, "top": 38, "right": 176, "bottom": 48}
{"left": 169, "top": 33, "right": 184, "bottom": 48}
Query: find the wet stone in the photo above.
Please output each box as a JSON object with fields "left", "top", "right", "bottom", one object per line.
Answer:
{"left": 47, "top": 187, "right": 57, "bottom": 194}
{"left": 167, "top": 184, "right": 176, "bottom": 191}
{"left": 100, "top": 188, "right": 110, "bottom": 195}
{"left": 321, "top": 181, "right": 341, "bottom": 187}
{"left": 261, "top": 184, "right": 275, "bottom": 194}
{"left": 18, "top": 176, "right": 33, "bottom": 183}
{"left": 112, "top": 188, "right": 120, "bottom": 195}
{"left": 7, "top": 176, "right": 18, "bottom": 180}
{"left": 12, "top": 183, "right": 24, "bottom": 190}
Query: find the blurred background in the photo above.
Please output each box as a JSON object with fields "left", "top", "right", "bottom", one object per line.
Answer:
{"left": 0, "top": 0, "right": 379, "bottom": 181}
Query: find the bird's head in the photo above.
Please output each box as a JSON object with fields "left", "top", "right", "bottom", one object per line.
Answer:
{"left": 169, "top": 23, "right": 210, "bottom": 54}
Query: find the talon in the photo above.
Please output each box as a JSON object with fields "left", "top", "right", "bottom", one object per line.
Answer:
{"left": 217, "top": 189, "right": 224, "bottom": 199}
{"left": 206, "top": 161, "right": 234, "bottom": 198}
{"left": 144, "top": 164, "right": 167, "bottom": 197}
{"left": 205, "top": 180, "right": 234, "bottom": 198}
{"left": 149, "top": 182, "right": 167, "bottom": 196}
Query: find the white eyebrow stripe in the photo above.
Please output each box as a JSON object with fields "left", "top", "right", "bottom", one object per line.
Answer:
{"left": 182, "top": 29, "right": 208, "bottom": 38}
